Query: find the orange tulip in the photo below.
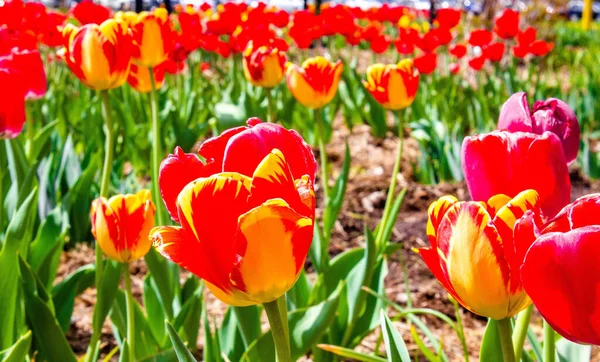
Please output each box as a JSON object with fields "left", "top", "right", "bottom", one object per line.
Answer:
{"left": 91, "top": 190, "right": 155, "bottom": 263}
{"left": 62, "top": 19, "right": 133, "bottom": 90}
{"left": 243, "top": 41, "right": 286, "bottom": 88}
{"left": 417, "top": 190, "right": 541, "bottom": 319}
{"left": 285, "top": 56, "right": 343, "bottom": 109}
{"left": 363, "top": 59, "right": 420, "bottom": 110}
{"left": 118, "top": 8, "right": 174, "bottom": 68}
{"left": 127, "top": 63, "right": 165, "bottom": 93}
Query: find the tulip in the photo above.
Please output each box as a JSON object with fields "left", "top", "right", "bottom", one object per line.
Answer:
{"left": 91, "top": 190, "right": 156, "bottom": 263}
{"left": 435, "top": 8, "right": 461, "bottom": 30}
{"left": 468, "top": 29, "right": 492, "bottom": 47}
{"left": 413, "top": 52, "right": 437, "bottom": 75}
{"left": 483, "top": 42, "right": 505, "bottom": 62}
{"left": 462, "top": 130, "right": 570, "bottom": 219}
{"left": 417, "top": 190, "right": 541, "bottom": 319}
{"left": 62, "top": 19, "right": 133, "bottom": 90}
{"left": 497, "top": 92, "right": 580, "bottom": 165}
{"left": 517, "top": 27, "right": 536, "bottom": 47}
{"left": 371, "top": 34, "right": 392, "bottom": 54}
{"left": 468, "top": 55, "right": 486, "bottom": 71}
{"left": 494, "top": 9, "right": 519, "bottom": 39}
{"left": 449, "top": 44, "right": 467, "bottom": 59}
{"left": 521, "top": 194, "right": 600, "bottom": 345}
{"left": 120, "top": 8, "right": 174, "bottom": 68}
{"left": 127, "top": 63, "right": 165, "bottom": 93}
{"left": 449, "top": 62, "right": 460, "bottom": 74}
{"left": 0, "top": 66, "right": 26, "bottom": 139}
{"left": 0, "top": 48, "right": 46, "bottom": 100}
{"left": 151, "top": 118, "right": 316, "bottom": 306}
{"left": 362, "top": 60, "right": 420, "bottom": 110}
{"left": 68, "top": 0, "right": 111, "bottom": 25}
{"left": 529, "top": 40, "right": 554, "bottom": 57}
{"left": 285, "top": 56, "right": 343, "bottom": 110}
{"left": 242, "top": 41, "right": 286, "bottom": 88}
{"left": 177, "top": 9, "right": 203, "bottom": 52}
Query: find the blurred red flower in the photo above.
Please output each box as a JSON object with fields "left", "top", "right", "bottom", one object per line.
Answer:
{"left": 468, "top": 55, "right": 486, "bottom": 71}
{"left": 435, "top": 8, "right": 461, "bottom": 30}
{"left": 449, "top": 62, "right": 460, "bottom": 74}
{"left": 449, "top": 44, "right": 467, "bottom": 59}
{"left": 414, "top": 52, "right": 437, "bottom": 75}
{"left": 371, "top": 33, "right": 391, "bottom": 54}
{"left": 69, "top": 0, "right": 111, "bottom": 25}
{"left": 483, "top": 42, "right": 505, "bottom": 62}
{"left": 529, "top": 40, "right": 554, "bottom": 57}
{"left": 494, "top": 9, "right": 519, "bottom": 39}
{"left": 468, "top": 29, "right": 492, "bottom": 47}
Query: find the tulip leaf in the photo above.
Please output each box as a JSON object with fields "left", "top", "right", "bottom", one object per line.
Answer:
{"left": 29, "top": 207, "right": 69, "bottom": 289}
{"left": 29, "top": 120, "right": 59, "bottom": 163}
{"left": 323, "top": 143, "right": 351, "bottom": 240}
{"left": 309, "top": 223, "right": 328, "bottom": 274}
{"left": 479, "top": 319, "right": 504, "bottom": 362}
{"left": 202, "top": 308, "right": 221, "bottom": 362}
{"left": 242, "top": 283, "right": 344, "bottom": 362}
{"left": 138, "top": 349, "right": 178, "bottom": 362}
{"left": 409, "top": 324, "right": 441, "bottom": 362}
{"left": 173, "top": 280, "right": 204, "bottom": 352}
{"left": 0, "top": 331, "right": 32, "bottom": 362}
{"left": 165, "top": 321, "right": 197, "bottom": 362}
{"left": 286, "top": 270, "right": 311, "bottom": 310}
{"left": 144, "top": 248, "right": 177, "bottom": 320}
{"left": 0, "top": 188, "right": 37, "bottom": 349}
{"left": 380, "top": 311, "right": 412, "bottom": 362}
{"left": 318, "top": 344, "right": 387, "bottom": 362}
{"left": 52, "top": 264, "right": 95, "bottom": 332}
{"left": 143, "top": 276, "right": 168, "bottom": 347}
{"left": 18, "top": 256, "right": 77, "bottom": 362}
{"left": 118, "top": 342, "right": 130, "bottom": 362}
{"left": 93, "top": 260, "right": 122, "bottom": 337}
{"left": 556, "top": 338, "right": 592, "bottom": 362}
{"left": 219, "top": 307, "right": 250, "bottom": 361}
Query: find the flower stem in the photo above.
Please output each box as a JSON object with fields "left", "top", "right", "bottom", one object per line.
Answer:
{"left": 497, "top": 318, "right": 516, "bottom": 362}
{"left": 375, "top": 110, "right": 405, "bottom": 249}
{"left": 512, "top": 305, "right": 533, "bottom": 362}
{"left": 450, "top": 297, "right": 469, "bottom": 362}
{"left": 25, "top": 102, "right": 35, "bottom": 158}
{"left": 123, "top": 263, "right": 135, "bottom": 362}
{"left": 543, "top": 320, "right": 556, "bottom": 362}
{"left": 314, "top": 108, "right": 329, "bottom": 204}
{"left": 149, "top": 66, "right": 165, "bottom": 226}
{"left": 263, "top": 295, "right": 291, "bottom": 362}
{"left": 266, "top": 88, "right": 275, "bottom": 123}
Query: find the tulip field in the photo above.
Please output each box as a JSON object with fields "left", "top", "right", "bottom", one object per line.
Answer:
{"left": 3, "top": 0, "right": 600, "bottom": 361}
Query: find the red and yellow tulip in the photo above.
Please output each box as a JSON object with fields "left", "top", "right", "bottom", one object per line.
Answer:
{"left": 285, "top": 56, "right": 343, "bottom": 109}
{"left": 243, "top": 41, "right": 286, "bottom": 88}
{"left": 362, "top": 59, "right": 419, "bottom": 110}
{"left": 417, "top": 190, "right": 541, "bottom": 319}
{"left": 62, "top": 19, "right": 133, "bottom": 90}
{"left": 127, "top": 63, "right": 165, "bottom": 93}
{"left": 151, "top": 118, "right": 316, "bottom": 306}
{"left": 118, "top": 8, "right": 174, "bottom": 68}
{"left": 91, "top": 190, "right": 156, "bottom": 263}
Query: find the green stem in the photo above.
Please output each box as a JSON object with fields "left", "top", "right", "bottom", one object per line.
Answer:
{"left": 497, "top": 318, "right": 516, "bottom": 362}
{"left": 450, "top": 297, "right": 469, "bottom": 362}
{"left": 314, "top": 108, "right": 329, "bottom": 204}
{"left": 266, "top": 88, "right": 275, "bottom": 123}
{"left": 543, "top": 320, "right": 556, "bottom": 362}
{"left": 375, "top": 110, "right": 405, "bottom": 249}
{"left": 263, "top": 295, "right": 291, "bottom": 362}
{"left": 123, "top": 263, "right": 135, "bottom": 362}
{"left": 149, "top": 67, "right": 165, "bottom": 226}
{"left": 512, "top": 305, "right": 533, "bottom": 362}
{"left": 99, "top": 91, "right": 115, "bottom": 199}
{"left": 25, "top": 102, "right": 35, "bottom": 158}
{"left": 0, "top": 142, "right": 4, "bottom": 231}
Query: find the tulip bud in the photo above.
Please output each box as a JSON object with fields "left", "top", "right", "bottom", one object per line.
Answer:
{"left": 362, "top": 59, "right": 420, "bottom": 110}
{"left": 532, "top": 98, "right": 580, "bottom": 166}
{"left": 242, "top": 41, "right": 286, "bottom": 88}
{"left": 285, "top": 56, "right": 343, "bottom": 110}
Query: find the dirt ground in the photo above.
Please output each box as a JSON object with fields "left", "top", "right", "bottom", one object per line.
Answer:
{"left": 58, "top": 122, "right": 600, "bottom": 361}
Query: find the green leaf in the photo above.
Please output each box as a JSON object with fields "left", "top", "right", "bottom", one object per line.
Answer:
{"left": 230, "top": 306, "right": 261, "bottom": 349}
{"left": 144, "top": 249, "right": 176, "bottom": 320}
{"left": 318, "top": 344, "right": 386, "bottom": 362}
{"left": 202, "top": 308, "right": 221, "bottom": 362}
{"left": 52, "top": 264, "right": 95, "bottom": 332}
{"left": 0, "top": 188, "right": 38, "bottom": 349}
{"left": 323, "top": 143, "right": 351, "bottom": 237}
{"left": 166, "top": 321, "right": 197, "bottom": 362}
{"left": 286, "top": 270, "right": 311, "bottom": 310}
{"left": 219, "top": 308, "right": 249, "bottom": 361}
{"left": 18, "top": 256, "right": 77, "bottom": 362}
{"left": 0, "top": 331, "right": 32, "bottom": 362}
{"left": 93, "top": 260, "right": 122, "bottom": 336}
{"left": 29, "top": 120, "right": 59, "bottom": 163}
{"left": 118, "top": 342, "right": 130, "bottom": 362}
{"left": 556, "top": 338, "right": 592, "bottom": 362}
{"left": 172, "top": 282, "right": 203, "bottom": 352}
{"left": 409, "top": 325, "right": 440, "bottom": 362}
{"left": 479, "top": 319, "right": 503, "bottom": 362}
{"left": 380, "top": 311, "right": 411, "bottom": 362}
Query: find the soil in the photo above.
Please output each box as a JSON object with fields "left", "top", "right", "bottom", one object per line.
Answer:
{"left": 58, "top": 122, "right": 600, "bottom": 361}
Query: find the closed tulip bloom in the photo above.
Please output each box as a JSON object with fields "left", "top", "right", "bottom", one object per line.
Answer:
{"left": 417, "top": 190, "right": 541, "bottom": 319}
{"left": 122, "top": 8, "right": 174, "bottom": 68}
{"left": 494, "top": 9, "right": 519, "bottom": 39}
{"left": 0, "top": 67, "right": 26, "bottom": 139}
{"left": 0, "top": 48, "right": 46, "bottom": 99}
{"left": 62, "top": 19, "right": 133, "bottom": 90}
{"left": 498, "top": 92, "right": 580, "bottom": 165}
{"left": 522, "top": 194, "right": 600, "bottom": 345}
{"left": 462, "top": 131, "right": 570, "bottom": 219}
{"left": 151, "top": 118, "right": 316, "bottom": 306}
{"left": 483, "top": 42, "right": 505, "bottom": 62}
{"left": 362, "top": 59, "right": 420, "bottom": 110}
{"left": 91, "top": 190, "right": 156, "bottom": 263}
{"left": 468, "top": 29, "right": 492, "bottom": 47}
{"left": 413, "top": 52, "right": 437, "bottom": 75}
{"left": 242, "top": 41, "right": 286, "bottom": 88}
{"left": 127, "top": 63, "right": 165, "bottom": 93}
{"left": 285, "top": 56, "right": 343, "bottom": 109}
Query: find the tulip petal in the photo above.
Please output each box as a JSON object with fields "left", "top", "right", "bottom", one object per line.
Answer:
{"left": 521, "top": 226, "right": 600, "bottom": 345}
{"left": 532, "top": 98, "right": 580, "bottom": 165}
{"left": 439, "top": 202, "right": 510, "bottom": 319}
{"left": 175, "top": 173, "right": 252, "bottom": 291}
{"left": 151, "top": 225, "right": 206, "bottom": 277}
{"left": 544, "top": 193, "right": 600, "bottom": 234}
{"left": 230, "top": 199, "right": 313, "bottom": 303}
{"left": 497, "top": 92, "right": 533, "bottom": 133}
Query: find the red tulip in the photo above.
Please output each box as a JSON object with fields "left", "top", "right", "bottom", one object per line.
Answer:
{"left": 498, "top": 92, "right": 580, "bottom": 165}
{"left": 0, "top": 65, "right": 26, "bottom": 139}
{"left": 449, "top": 62, "right": 460, "bottom": 74}
{"left": 521, "top": 194, "right": 600, "bottom": 345}
{"left": 516, "top": 27, "right": 536, "bottom": 47}
{"left": 468, "top": 29, "right": 492, "bottom": 47}
{"left": 0, "top": 48, "right": 47, "bottom": 99}
{"left": 529, "top": 40, "right": 554, "bottom": 57}
{"left": 494, "top": 9, "right": 519, "bottom": 39}
{"left": 158, "top": 118, "right": 317, "bottom": 222}
{"left": 512, "top": 45, "right": 529, "bottom": 59}
{"left": 178, "top": 10, "right": 203, "bottom": 52}
{"left": 468, "top": 55, "right": 486, "bottom": 71}
{"left": 462, "top": 131, "right": 570, "bottom": 219}
{"left": 435, "top": 8, "right": 461, "bottom": 30}
{"left": 371, "top": 34, "right": 391, "bottom": 54}
{"left": 69, "top": 0, "right": 112, "bottom": 25}
{"left": 414, "top": 52, "right": 437, "bottom": 75}
{"left": 394, "top": 27, "right": 419, "bottom": 54}
{"left": 483, "top": 42, "right": 505, "bottom": 62}
{"left": 449, "top": 44, "right": 467, "bottom": 59}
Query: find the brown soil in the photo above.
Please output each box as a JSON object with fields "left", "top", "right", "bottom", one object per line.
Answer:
{"left": 59, "top": 122, "right": 600, "bottom": 361}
